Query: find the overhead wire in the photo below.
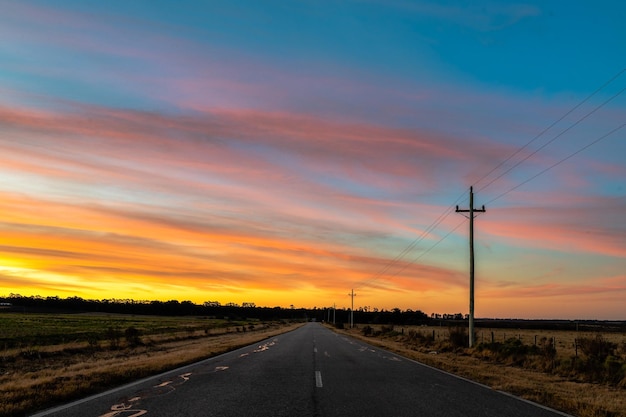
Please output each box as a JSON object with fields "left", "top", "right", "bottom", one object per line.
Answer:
{"left": 383, "top": 219, "right": 466, "bottom": 283}
{"left": 486, "top": 123, "right": 625, "bottom": 205}
{"left": 473, "top": 68, "right": 625, "bottom": 193}
{"left": 355, "top": 191, "right": 467, "bottom": 290}
{"left": 353, "top": 68, "right": 625, "bottom": 293}
{"left": 477, "top": 84, "right": 626, "bottom": 194}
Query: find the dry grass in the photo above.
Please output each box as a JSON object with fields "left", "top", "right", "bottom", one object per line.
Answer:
{"left": 0, "top": 321, "right": 303, "bottom": 417}
{"left": 473, "top": 327, "right": 625, "bottom": 357}
{"left": 333, "top": 325, "right": 626, "bottom": 417}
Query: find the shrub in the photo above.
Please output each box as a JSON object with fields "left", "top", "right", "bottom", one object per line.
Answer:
{"left": 380, "top": 325, "right": 399, "bottom": 336}
{"left": 407, "top": 329, "right": 423, "bottom": 341}
{"left": 87, "top": 335, "right": 100, "bottom": 350}
{"left": 604, "top": 356, "right": 625, "bottom": 384}
{"left": 361, "top": 325, "right": 373, "bottom": 336}
{"left": 404, "top": 329, "right": 434, "bottom": 348}
{"left": 124, "top": 326, "right": 142, "bottom": 347}
{"left": 477, "top": 338, "right": 533, "bottom": 365}
{"left": 537, "top": 337, "right": 556, "bottom": 359}
{"left": 500, "top": 338, "right": 526, "bottom": 354}
{"left": 449, "top": 327, "right": 468, "bottom": 348}
{"left": 575, "top": 335, "right": 622, "bottom": 383}
{"left": 105, "top": 327, "right": 121, "bottom": 349}
{"left": 500, "top": 338, "right": 534, "bottom": 365}
{"left": 536, "top": 337, "right": 556, "bottom": 371}
{"left": 577, "top": 335, "right": 616, "bottom": 361}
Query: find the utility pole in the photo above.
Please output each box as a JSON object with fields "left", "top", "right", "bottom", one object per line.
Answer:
{"left": 455, "top": 186, "right": 486, "bottom": 348}
{"left": 333, "top": 303, "right": 336, "bottom": 325}
{"left": 348, "top": 289, "right": 356, "bottom": 328}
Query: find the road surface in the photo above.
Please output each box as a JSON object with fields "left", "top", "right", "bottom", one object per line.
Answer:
{"left": 32, "top": 322, "right": 571, "bottom": 417}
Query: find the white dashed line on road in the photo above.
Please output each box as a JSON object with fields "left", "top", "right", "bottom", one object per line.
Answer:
{"left": 315, "top": 371, "right": 323, "bottom": 388}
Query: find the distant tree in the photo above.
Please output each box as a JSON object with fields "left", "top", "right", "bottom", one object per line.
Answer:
{"left": 180, "top": 300, "right": 196, "bottom": 315}
{"left": 204, "top": 301, "right": 221, "bottom": 307}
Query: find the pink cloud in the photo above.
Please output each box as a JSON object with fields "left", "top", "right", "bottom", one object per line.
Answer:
{"left": 0, "top": 101, "right": 509, "bottom": 204}
{"left": 483, "top": 193, "right": 626, "bottom": 258}
{"left": 0, "top": 3, "right": 184, "bottom": 61}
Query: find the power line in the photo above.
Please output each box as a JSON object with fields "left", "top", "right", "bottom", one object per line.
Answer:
{"left": 355, "top": 192, "right": 466, "bottom": 290}
{"left": 405, "top": 70, "right": 624, "bottom": 282}
{"left": 380, "top": 218, "right": 466, "bottom": 283}
{"left": 476, "top": 73, "right": 626, "bottom": 195}
{"left": 357, "top": 97, "right": 623, "bottom": 291}
{"left": 352, "top": 68, "right": 625, "bottom": 297}
{"left": 487, "top": 123, "right": 625, "bottom": 205}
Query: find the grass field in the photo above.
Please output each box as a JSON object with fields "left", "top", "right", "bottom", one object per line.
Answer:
{"left": 0, "top": 312, "right": 303, "bottom": 417}
{"left": 334, "top": 324, "right": 626, "bottom": 417}
{"left": 0, "top": 312, "right": 238, "bottom": 347}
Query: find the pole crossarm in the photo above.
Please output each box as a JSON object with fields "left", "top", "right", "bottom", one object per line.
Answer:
{"left": 455, "top": 186, "right": 486, "bottom": 348}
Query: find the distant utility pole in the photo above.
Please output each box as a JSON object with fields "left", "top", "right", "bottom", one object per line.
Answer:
{"left": 348, "top": 289, "right": 356, "bottom": 328}
{"left": 333, "top": 303, "right": 336, "bottom": 325}
{"left": 456, "top": 186, "right": 486, "bottom": 348}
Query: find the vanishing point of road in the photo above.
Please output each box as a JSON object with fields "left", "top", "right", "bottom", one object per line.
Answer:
{"left": 32, "top": 322, "right": 572, "bottom": 417}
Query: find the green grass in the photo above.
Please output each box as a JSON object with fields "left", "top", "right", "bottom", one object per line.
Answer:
{"left": 0, "top": 313, "right": 251, "bottom": 348}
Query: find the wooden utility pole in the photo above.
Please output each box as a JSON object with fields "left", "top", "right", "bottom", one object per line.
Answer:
{"left": 456, "top": 186, "right": 486, "bottom": 348}
{"left": 348, "top": 289, "right": 356, "bottom": 328}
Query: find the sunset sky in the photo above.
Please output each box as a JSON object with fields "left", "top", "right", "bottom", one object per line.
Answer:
{"left": 0, "top": 1, "right": 624, "bottom": 319}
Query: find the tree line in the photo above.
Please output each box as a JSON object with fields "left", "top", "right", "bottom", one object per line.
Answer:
{"left": 0, "top": 294, "right": 430, "bottom": 325}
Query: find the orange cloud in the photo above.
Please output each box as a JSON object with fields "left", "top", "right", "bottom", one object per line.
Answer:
{"left": 0, "top": 190, "right": 438, "bottom": 302}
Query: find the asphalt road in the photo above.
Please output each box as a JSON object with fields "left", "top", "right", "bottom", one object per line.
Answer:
{"left": 32, "top": 322, "right": 571, "bottom": 417}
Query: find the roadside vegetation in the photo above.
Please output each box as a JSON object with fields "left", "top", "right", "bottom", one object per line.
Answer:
{"left": 335, "top": 324, "right": 626, "bottom": 417}
{"left": 0, "top": 313, "right": 303, "bottom": 417}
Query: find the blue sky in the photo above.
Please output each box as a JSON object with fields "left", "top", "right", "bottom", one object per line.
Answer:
{"left": 0, "top": 1, "right": 624, "bottom": 318}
